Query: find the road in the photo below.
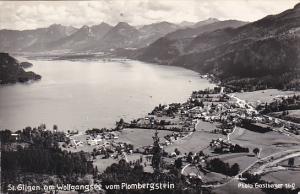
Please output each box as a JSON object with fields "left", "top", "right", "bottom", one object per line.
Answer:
{"left": 254, "top": 151, "right": 300, "bottom": 174}
{"left": 201, "top": 148, "right": 300, "bottom": 188}
{"left": 181, "top": 93, "right": 300, "bottom": 188}
{"left": 228, "top": 94, "right": 257, "bottom": 113}
{"left": 227, "top": 126, "right": 237, "bottom": 142}
{"left": 181, "top": 164, "right": 191, "bottom": 174}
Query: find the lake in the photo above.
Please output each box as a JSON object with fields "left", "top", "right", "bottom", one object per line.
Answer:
{"left": 0, "top": 58, "right": 215, "bottom": 131}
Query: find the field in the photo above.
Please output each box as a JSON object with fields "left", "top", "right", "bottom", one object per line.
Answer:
{"left": 233, "top": 89, "right": 300, "bottom": 106}
{"left": 261, "top": 156, "right": 300, "bottom": 186}
{"left": 115, "top": 128, "right": 173, "bottom": 148}
{"left": 93, "top": 153, "right": 154, "bottom": 173}
{"left": 230, "top": 127, "right": 300, "bottom": 158}
{"left": 218, "top": 153, "right": 257, "bottom": 171}
{"left": 270, "top": 109, "right": 300, "bottom": 123}
{"left": 262, "top": 170, "right": 300, "bottom": 186}
{"left": 93, "top": 157, "right": 117, "bottom": 172}
{"left": 164, "top": 130, "right": 226, "bottom": 154}
{"left": 164, "top": 120, "right": 224, "bottom": 154}
{"left": 278, "top": 155, "right": 300, "bottom": 166}
{"left": 62, "top": 121, "right": 300, "bottom": 187}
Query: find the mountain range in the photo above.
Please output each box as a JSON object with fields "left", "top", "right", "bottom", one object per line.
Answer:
{"left": 0, "top": 3, "right": 299, "bottom": 90}
{"left": 0, "top": 24, "right": 77, "bottom": 52}
{"left": 0, "top": 18, "right": 246, "bottom": 53}
{"left": 133, "top": 3, "right": 300, "bottom": 91}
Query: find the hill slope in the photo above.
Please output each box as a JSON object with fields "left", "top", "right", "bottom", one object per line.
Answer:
{"left": 136, "top": 3, "right": 300, "bottom": 91}
{"left": 0, "top": 24, "right": 77, "bottom": 52}
{"left": 0, "top": 53, "right": 41, "bottom": 84}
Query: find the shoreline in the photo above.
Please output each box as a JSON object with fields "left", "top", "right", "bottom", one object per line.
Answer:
{"left": 0, "top": 55, "right": 216, "bottom": 132}
{"left": 2, "top": 83, "right": 300, "bottom": 193}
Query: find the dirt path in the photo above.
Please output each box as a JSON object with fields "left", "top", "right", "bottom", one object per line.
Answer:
{"left": 202, "top": 148, "right": 300, "bottom": 188}
{"left": 254, "top": 151, "right": 300, "bottom": 174}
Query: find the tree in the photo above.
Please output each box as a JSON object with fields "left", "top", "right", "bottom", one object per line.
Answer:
{"left": 0, "top": 130, "right": 12, "bottom": 143}
{"left": 230, "top": 163, "right": 240, "bottom": 176}
{"left": 53, "top": 124, "right": 58, "bottom": 131}
{"left": 174, "top": 158, "right": 183, "bottom": 169}
{"left": 151, "top": 130, "right": 162, "bottom": 173}
{"left": 194, "top": 155, "right": 200, "bottom": 163}
{"left": 288, "top": 158, "right": 294, "bottom": 167}
{"left": 253, "top": 148, "right": 260, "bottom": 156}
{"left": 187, "top": 152, "right": 193, "bottom": 163}
{"left": 174, "top": 148, "right": 181, "bottom": 155}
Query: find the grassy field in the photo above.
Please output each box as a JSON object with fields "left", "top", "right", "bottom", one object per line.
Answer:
{"left": 115, "top": 128, "right": 173, "bottom": 148}
{"left": 233, "top": 89, "right": 300, "bottom": 106}
{"left": 93, "top": 153, "right": 154, "bottom": 173}
{"left": 230, "top": 128, "right": 300, "bottom": 158}
{"left": 93, "top": 157, "right": 117, "bottom": 172}
{"left": 262, "top": 170, "right": 300, "bottom": 186}
{"left": 195, "top": 120, "right": 220, "bottom": 132}
{"left": 216, "top": 153, "right": 257, "bottom": 171}
{"left": 278, "top": 156, "right": 300, "bottom": 166}
{"left": 163, "top": 120, "right": 224, "bottom": 154}
{"left": 164, "top": 130, "right": 226, "bottom": 154}
{"left": 270, "top": 109, "right": 300, "bottom": 123}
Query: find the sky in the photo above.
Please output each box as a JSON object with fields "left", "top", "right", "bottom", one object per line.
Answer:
{"left": 0, "top": 0, "right": 299, "bottom": 30}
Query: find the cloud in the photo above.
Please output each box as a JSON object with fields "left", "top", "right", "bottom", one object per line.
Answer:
{"left": 0, "top": 0, "right": 299, "bottom": 30}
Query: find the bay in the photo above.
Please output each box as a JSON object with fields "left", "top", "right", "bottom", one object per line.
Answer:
{"left": 0, "top": 59, "right": 215, "bottom": 131}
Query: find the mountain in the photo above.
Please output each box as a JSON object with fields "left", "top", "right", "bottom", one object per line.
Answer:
{"left": 140, "top": 22, "right": 179, "bottom": 36}
{"left": 178, "top": 21, "right": 195, "bottom": 28}
{"left": 138, "top": 22, "right": 180, "bottom": 46}
{"left": 135, "top": 20, "right": 248, "bottom": 62}
{"left": 136, "top": 3, "right": 300, "bottom": 91}
{"left": 193, "top": 18, "right": 219, "bottom": 28}
{"left": 0, "top": 24, "right": 77, "bottom": 52}
{"left": 47, "top": 22, "right": 112, "bottom": 51}
{"left": 78, "top": 22, "right": 141, "bottom": 51}
{"left": 0, "top": 53, "right": 41, "bottom": 84}
{"left": 166, "top": 20, "right": 248, "bottom": 40}
{"left": 90, "top": 22, "right": 113, "bottom": 39}
{"left": 0, "top": 21, "right": 182, "bottom": 52}
{"left": 95, "top": 22, "right": 141, "bottom": 50}
{"left": 138, "top": 22, "right": 179, "bottom": 45}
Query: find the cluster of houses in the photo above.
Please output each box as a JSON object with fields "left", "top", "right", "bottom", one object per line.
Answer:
{"left": 86, "top": 131, "right": 119, "bottom": 146}
{"left": 186, "top": 91, "right": 300, "bottom": 137}
{"left": 163, "top": 132, "right": 190, "bottom": 146}
{"left": 210, "top": 138, "right": 233, "bottom": 153}
{"left": 209, "top": 138, "right": 249, "bottom": 154}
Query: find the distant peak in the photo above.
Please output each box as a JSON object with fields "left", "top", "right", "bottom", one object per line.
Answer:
{"left": 92, "top": 22, "right": 111, "bottom": 28}
{"left": 49, "top": 24, "right": 63, "bottom": 28}
{"left": 207, "top": 18, "right": 219, "bottom": 21}
{"left": 179, "top": 21, "right": 195, "bottom": 26}
{"left": 115, "top": 22, "right": 131, "bottom": 27}
{"left": 100, "top": 22, "right": 108, "bottom": 25}
{"left": 98, "top": 22, "right": 110, "bottom": 26}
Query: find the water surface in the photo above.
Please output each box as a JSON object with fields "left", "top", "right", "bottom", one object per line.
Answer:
{"left": 0, "top": 59, "right": 215, "bottom": 131}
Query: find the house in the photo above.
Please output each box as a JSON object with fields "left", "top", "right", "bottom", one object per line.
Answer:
{"left": 11, "top": 133, "right": 19, "bottom": 141}
{"left": 87, "top": 138, "right": 102, "bottom": 146}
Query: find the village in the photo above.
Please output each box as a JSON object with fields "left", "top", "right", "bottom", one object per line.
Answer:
{"left": 2, "top": 86, "right": 300, "bottom": 193}
{"left": 59, "top": 87, "right": 300, "bottom": 188}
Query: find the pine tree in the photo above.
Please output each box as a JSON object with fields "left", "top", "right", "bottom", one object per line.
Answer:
{"left": 151, "top": 130, "right": 162, "bottom": 173}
